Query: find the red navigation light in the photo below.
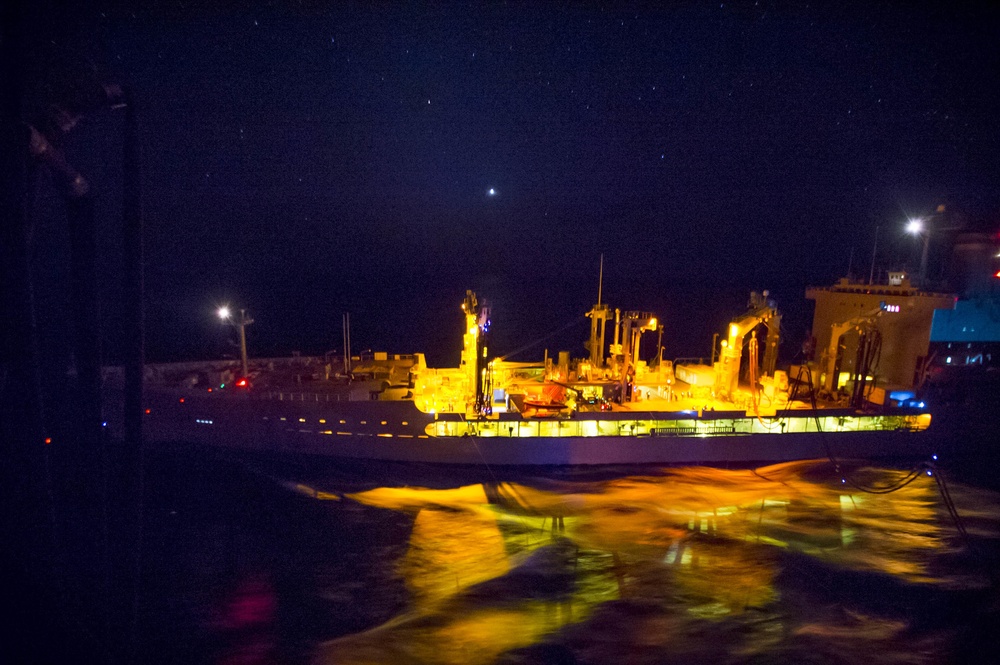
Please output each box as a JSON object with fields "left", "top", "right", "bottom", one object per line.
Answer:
{"left": 236, "top": 378, "right": 249, "bottom": 388}
{"left": 44, "top": 437, "right": 52, "bottom": 445}
{"left": 994, "top": 270, "right": 1000, "bottom": 278}
{"left": 145, "top": 408, "right": 151, "bottom": 414}
{"left": 179, "top": 398, "right": 185, "bottom": 403}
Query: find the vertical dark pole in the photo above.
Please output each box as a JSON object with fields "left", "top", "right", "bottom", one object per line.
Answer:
{"left": 64, "top": 180, "right": 112, "bottom": 653}
{"left": 121, "top": 85, "right": 145, "bottom": 661}
{"left": 1, "top": 2, "right": 62, "bottom": 655}
{"left": 239, "top": 310, "right": 249, "bottom": 377}
{"left": 919, "top": 231, "right": 931, "bottom": 290}
{"left": 67, "top": 193, "right": 103, "bottom": 447}
{"left": 1, "top": 0, "right": 50, "bottom": 563}
{"left": 122, "top": 88, "right": 144, "bottom": 476}
{"left": 868, "top": 226, "right": 879, "bottom": 286}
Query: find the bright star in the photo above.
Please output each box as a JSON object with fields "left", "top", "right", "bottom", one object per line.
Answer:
{"left": 488, "top": 188, "right": 496, "bottom": 196}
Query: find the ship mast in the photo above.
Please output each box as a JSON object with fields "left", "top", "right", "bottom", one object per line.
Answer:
{"left": 586, "top": 255, "right": 611, "bottom": 369}
{"left": 343, "top": 312, "right": 351, "bottom": 374}
{"left": 597, "top": 253, "right": 603, "bottom": 307}
{"left": 461, "top": 291, "right": 492, "bottom": 416}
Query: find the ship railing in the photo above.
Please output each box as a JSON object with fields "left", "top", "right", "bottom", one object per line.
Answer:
{"left": 263, "top": 391, "right": 345, "bottom": 402}
{"left": 673, "top": 357, "right": 711, "bottom": 366}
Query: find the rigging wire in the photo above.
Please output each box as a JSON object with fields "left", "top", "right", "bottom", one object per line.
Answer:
{"left": 775, "top": 365, "right": 977, "bottom": 563}
{"left": 459, "top": 414, "right": 533, "bottom": 531}
{"left": 496, "top": 317, "right": 587, "bottom": 362}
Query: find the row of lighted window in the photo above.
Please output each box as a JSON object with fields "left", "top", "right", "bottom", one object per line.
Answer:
{"left": 427, "top": 415, "right": 927, "bottom": 438}
{"left": 274, "top": 417, "right": 409, "bottom": 426}
{"left": 307, "top": 431, "right": 429, "bottom": 439}
{"left": 278, "top": 426, "right": 429, "bottom": 439}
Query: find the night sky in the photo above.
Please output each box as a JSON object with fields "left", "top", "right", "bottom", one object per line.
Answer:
{"left": 17, "top": 2, "right": 1000, "bottom": 367}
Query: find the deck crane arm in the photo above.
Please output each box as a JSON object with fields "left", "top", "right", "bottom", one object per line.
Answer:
{"left": 822, "top": 308, "right": 883, "bottom": 394}
{"left": 714, "top": 292, "right": 781, "bottom": 399}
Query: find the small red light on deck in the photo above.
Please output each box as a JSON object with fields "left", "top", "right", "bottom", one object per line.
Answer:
{"left": 44, "top": 437, "right": 52, "bottom": 444}
{"left": 179, "top": 398, "right": 185, "bottom": 403}
{"left": 207, "top": 387, "right": 213, "bottom": 392}
{"left": 145, "top": 408, "right": 151, "bottom": 414}
{"left": 236, "top": 378, "right": 248, "bottom": 387}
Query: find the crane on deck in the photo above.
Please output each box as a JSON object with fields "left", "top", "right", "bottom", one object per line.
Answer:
{"left": 821, "top": 308, "right": 883, "bottom": 404}
{"left": 713, "top": 291, "right": 781, "bottom": 401}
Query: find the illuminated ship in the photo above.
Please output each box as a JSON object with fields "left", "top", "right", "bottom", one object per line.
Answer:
{"left": 123, "top": 275, "right": 950, "bottom": 466}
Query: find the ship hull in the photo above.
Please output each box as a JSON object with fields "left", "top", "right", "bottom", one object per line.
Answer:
{"left": 124, "top": 387, "right": 939, "bottom": 467}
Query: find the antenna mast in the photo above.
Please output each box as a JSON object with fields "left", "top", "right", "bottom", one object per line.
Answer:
{"left": 597, "top": 253, "right": 604, "bottom": 306}
{"left": 343, "top": 312, "right": 351, "bottom": 374}
{"left": 586, "top": 254, "right": 611, "bottom": 369}
{"left": 868, "top": 225, "right": 879, "bottom": 285}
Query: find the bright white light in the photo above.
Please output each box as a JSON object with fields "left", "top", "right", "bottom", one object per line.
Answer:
{"left": 906, "top": 218, "right": 924, "bottom": 234}
{"left": 218, "top": 306, "right": 231, "bottom": 320}
{"left": 488, "top": 188, "right": 496, "bottom": 196}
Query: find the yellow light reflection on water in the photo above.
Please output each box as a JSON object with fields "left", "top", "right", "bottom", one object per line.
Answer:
{"left": 310, "top": 461, "right": 1000, "bottom": 664}
{"left": 397, "top": 508, "right": 512, "bottom": 606}
{"left": 350, "top": 483, "right": 492, "bottom": 511}
{"left": 315, "top": 600, "right": 585, "bottom": 665}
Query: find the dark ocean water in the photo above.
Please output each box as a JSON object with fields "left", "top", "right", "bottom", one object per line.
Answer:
{"left": 111, "top": 443, "right": 999, "bottom": 665}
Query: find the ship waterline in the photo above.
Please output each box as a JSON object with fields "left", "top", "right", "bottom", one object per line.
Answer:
{"left": 135, "top": 386, "right": 934, "bottom": 466}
